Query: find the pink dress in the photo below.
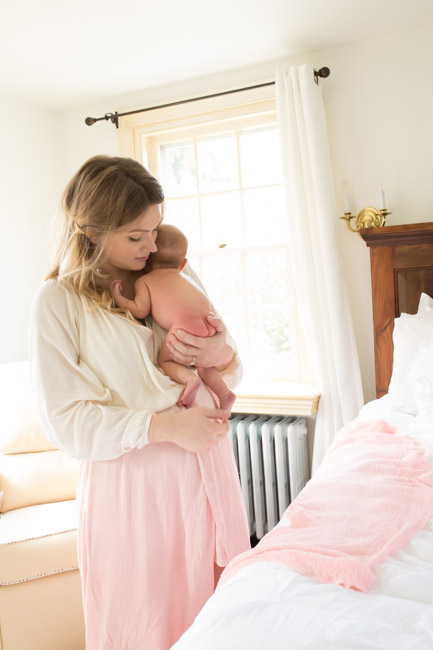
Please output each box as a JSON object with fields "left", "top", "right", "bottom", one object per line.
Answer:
{"left": 29, "top": 279, "right": 250, "bottom": 650}
{"left": 77, "top": 422, "right": 249, "bottom": 649}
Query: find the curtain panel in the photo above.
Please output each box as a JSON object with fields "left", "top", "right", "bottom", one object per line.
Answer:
{"left": 276, "top": 64, "right": 363, "bottom": 471}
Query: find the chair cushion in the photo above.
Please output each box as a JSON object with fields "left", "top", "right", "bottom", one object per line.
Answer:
{"left": 0, "top": 361, "right": 57, "bottom": 454}
{"left": 0, "top": 500, "right": 78, "bottom": 585}
{"left": 0, "top": 449, "right": 78, "bottom": 513}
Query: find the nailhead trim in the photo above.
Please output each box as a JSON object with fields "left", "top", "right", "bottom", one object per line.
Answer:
{"left": 0, "top": 528, "right": 77, "bottom": 546}
{"left": 0, "top": 566, "right": 79, "bottom": 586}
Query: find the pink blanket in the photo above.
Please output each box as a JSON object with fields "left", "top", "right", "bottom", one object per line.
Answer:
{"left": 220, "top": 419, "right": 433, "bottom": 592}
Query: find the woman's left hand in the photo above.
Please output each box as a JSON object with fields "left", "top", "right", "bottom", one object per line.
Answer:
{"left": 167, "top": 313, "right": 234, "bottom": 370}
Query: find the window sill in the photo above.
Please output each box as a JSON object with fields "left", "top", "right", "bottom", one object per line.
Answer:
{"left": 233, "top": 382, "right": 321, "bottom": 417}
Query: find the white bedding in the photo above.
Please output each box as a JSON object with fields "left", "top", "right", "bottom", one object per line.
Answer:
{"left": 172, "top": 398, "right": 433, "bottom": 649}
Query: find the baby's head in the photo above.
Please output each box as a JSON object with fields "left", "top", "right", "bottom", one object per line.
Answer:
{"left": 146, "top": 224, "right": 188, "bottom": 271}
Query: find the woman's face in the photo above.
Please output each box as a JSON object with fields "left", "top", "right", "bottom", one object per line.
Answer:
{"left": 102, "top": 204, "right": 162, "bottom": 274}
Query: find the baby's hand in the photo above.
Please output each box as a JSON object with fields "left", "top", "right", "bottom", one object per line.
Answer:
{"left": 110, "top": 280, "right": 123, "bottom": 299}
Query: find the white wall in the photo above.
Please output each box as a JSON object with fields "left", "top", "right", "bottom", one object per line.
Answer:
{"left": 324, "top": 27, "right": 433, "bottom": 402}
{"left": 4, "top": 23, "right": 433, "bottom": 403}
{"left": 0, "top": 95, "right": 60, "bottom": 363}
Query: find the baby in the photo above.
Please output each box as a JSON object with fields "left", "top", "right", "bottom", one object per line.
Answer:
{"left": 111, "top": 224, "right": 236, "bottom": 410}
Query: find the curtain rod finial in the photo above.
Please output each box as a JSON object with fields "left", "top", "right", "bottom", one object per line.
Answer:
{"left": 314, "top": 66, "right": 331, "bottom": 84}
{"left": 84, "top": 113, "right": 118, "bottom": 128}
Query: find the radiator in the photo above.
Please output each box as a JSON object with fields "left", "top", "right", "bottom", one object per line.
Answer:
{"left": 229, "top": 414, "right": 309, "bottom": 539}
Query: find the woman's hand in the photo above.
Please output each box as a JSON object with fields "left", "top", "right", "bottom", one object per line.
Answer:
{"left": 166, "top": 313, "right": 234, "bottom": 370}
{"left": 148, "top": 407, "right": 230, "bottom": 452}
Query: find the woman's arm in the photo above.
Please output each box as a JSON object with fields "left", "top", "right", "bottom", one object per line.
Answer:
{"left": 29, "top": 281, "right": 156, "bottom": 461}
{"left": 148, "top": 407, "right": 230, "bottom": 452}
{"left": 29, "top": 281, "right": 230, "bottom": 460}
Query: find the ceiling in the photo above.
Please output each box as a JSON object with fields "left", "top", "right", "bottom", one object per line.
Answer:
{"left": 1, "top": 0, "right": 432, "bottom": 110}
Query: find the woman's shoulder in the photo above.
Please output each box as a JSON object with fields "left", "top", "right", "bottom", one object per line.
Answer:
{"left": 33, "top": 278, "right": 76, "bottom": 302}
{"left": 31, "top": 279, "right": 80, "bottom": 319}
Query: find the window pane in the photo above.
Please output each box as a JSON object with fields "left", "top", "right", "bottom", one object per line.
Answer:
{"left": 187, "top": 253, "right": 201, "bottom": 275}
{"left": 249, "top": 309, "right": 291, "bottom": 358}
{"left": 243, "top": 186, "right": 288, "bottom": 246}
{"left": 224, "top": 310, "right": 249, "bottom": 367}
{"left": 164, "top": 198, "right": 201, "bottom": 250}
{"left": 161, "top": 142, "right": 197, "bottom": 197}
{"left": 240, "top": 127, "right": 282, "bottom": 187}
{"left": 145, "top": 109, "right": 301, "bottom": 383}
{"left": 245, "top": 250, "right": 291, "bottom": 308}
{"left": 201, "top": 192, "right": 243, "bottom": 248}
{"left": 248, "top": 310, "right": 294, "bottom": 382}
{"left": 244, "top": 251, "right": 294, "bottom": 378}
{"left": 200, "top": 253, "right": 248, "bottom": 360}
{"left": 201, "top": 254, "right": 243, "bottom": 312}
{"left": 198, "top": 135, "right": 238, "bottom": 192}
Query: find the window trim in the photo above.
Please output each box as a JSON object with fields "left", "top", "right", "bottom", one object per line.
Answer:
{"left": 117, "top": 87, "right": 320, "bottom": 414}
{"left": 117, "top": 85, "right": 277, "bottom": 160}
{"left": 233, "top": 390, "right": 320, "bottom": 417}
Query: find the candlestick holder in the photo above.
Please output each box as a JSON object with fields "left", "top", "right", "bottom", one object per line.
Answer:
{"left": 340, "top": 207, "right": 391, "bottom": 237}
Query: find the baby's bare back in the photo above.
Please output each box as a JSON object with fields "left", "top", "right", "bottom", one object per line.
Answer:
{"left": 141, "top": 268, "right": 216, "bottom": 337}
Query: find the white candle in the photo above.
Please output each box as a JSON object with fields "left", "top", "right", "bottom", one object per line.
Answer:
{"left": 343, "top": 180, "right": 351, "bottom": 213}
{"left": 378, "top": 177, "right": 386, "bottom": 210}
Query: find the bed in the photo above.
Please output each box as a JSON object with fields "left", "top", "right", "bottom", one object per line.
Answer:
{"left": 172, "top": 222, "right": 433, "bottom": 650}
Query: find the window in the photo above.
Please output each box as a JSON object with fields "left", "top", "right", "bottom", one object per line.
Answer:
{"left": 118, "top": 87, "right": 318, "bottom": 414}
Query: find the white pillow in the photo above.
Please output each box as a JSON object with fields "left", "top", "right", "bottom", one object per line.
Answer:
{"left": 388, "top": 312, "right": 433, "bottom": 414}
{"left": 409, "top": 340, "right": 433, "bottom": 444}
{"left": 417, "top": 292, "right": 433, "bottom": 314}
{"left": 408, "top": 340, "right": 433, "bottom": 410}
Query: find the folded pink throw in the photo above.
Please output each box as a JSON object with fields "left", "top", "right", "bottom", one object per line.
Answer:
{"left": 220, "top": 419, "right": 433, "bottom": 591}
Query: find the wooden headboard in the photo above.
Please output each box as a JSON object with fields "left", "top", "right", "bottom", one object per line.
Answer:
{"left": 361, "top": 222, "right": 433, "bottom": 398}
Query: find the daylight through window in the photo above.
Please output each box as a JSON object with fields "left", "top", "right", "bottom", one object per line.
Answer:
{"left": 141, "top": 112, "right": 299, "bottom": 386}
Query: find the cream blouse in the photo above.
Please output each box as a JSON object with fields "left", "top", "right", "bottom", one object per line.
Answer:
{"left": 29, "top": 272, "right": 241, "bottom": 461}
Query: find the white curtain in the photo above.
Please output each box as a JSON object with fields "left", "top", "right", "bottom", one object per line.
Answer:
{"left": 276, "top": 64, "right": 363, "bottom": 471}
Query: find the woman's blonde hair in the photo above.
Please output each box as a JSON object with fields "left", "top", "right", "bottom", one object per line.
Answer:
{"left": 47, "top": 155, "right": 164, "bottom": 310}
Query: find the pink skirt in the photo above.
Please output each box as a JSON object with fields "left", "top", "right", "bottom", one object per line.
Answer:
{"left": 76, "top": 394, "right": 250, "bottom": 650}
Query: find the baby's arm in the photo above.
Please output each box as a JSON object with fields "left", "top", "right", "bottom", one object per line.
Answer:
{"left": 111, "top": 276, "right": 151, "bottom": 319}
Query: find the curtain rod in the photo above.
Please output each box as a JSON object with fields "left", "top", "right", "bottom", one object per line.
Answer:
{"left": 85, "top": 66, "right": 330, "bottom": 129}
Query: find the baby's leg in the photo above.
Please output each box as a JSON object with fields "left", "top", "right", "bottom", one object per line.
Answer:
{"left": 159, "top": 338, "right": 201, "bottom": 408}
{"left": 197, "top": 367, "right": 236, "bottom": 412}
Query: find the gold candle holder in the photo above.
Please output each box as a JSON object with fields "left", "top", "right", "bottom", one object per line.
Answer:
{"left": 340, "top": 207, "right": 391, "bottom": 238}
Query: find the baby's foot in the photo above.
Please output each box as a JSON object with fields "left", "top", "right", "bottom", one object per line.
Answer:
{"left": 178, "top": 376, "right": 202, "bottom": 408}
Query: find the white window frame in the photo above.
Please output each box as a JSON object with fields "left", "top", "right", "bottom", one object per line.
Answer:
{"left": 117, "top": 86, "right": 319, "bottom": 415}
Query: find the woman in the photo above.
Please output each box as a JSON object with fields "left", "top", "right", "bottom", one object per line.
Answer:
{"left": 29, "top": 155, "right": 250, "bottom": 650}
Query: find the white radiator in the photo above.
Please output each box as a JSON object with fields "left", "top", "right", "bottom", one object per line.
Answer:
{"left": 229, "top": 414, "right": 309, "bottom": 539}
